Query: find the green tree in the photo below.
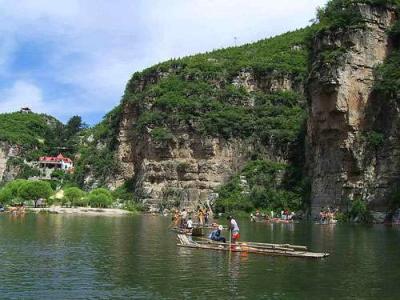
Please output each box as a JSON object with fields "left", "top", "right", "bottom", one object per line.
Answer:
{"left": 6, "top": 179, "right": 29, "bottom": 195}
{"left": 0, "top": 179, "right": 29, "bottom": 204}
{"left": 64, "top": 116, "right": 84, "bottom": 140}
{"left": 88, "top": 188, "right": 113, "bottom": 208}
{"left": 0, "top": 187, "right": 12, "bottom": 205}
{"left": 63, "top": 187, "right": 86, "bottom": 207}
{"left": 18, "top": 180, "right": 53, "bottom": 207}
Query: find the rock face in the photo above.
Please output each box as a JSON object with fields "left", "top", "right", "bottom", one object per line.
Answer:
{"left": 232, "top": 70, "right": 304, "bottom": 95}
{"left": 0, "top": 143, "right": 22, "bottom": 183}
{"left": 0, "top": 143, "right": 8, "bottom": 182}
{"left": 308, "top": 4, "right": 398, "bottom": 215}
{"left": 117, "top": 106, "right": 246, "bottom": 211}
{"left": 116, "top": 69, "right": 302, "bottom": 211}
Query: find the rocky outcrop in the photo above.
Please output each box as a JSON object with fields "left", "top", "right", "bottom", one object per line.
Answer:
{"left": 115, "top": 67, "right": 303, "bottom": 211}
{"left": 0, "top": 143, "right": 23, "bottom": 183}
{"left": 116, "top": 112, "right": 249, "bottom": 211}
{"left": 232, "top": 70, "right": 303, "bottom": 94}
{"left": 0, "top": 143, "right": 8, "bottom": 182}
{"left": 135, "top": 138, "right": 249, "bottom": 211}
{"left": 308, "top": 4, "right": 398, "bottom": 215}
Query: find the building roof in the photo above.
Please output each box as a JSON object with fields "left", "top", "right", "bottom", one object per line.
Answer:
{"left": 20, "top": 107, "right": 32, "bottom": 112}
{"left": 39, "top": 153, "right": 73, "bottom": 163}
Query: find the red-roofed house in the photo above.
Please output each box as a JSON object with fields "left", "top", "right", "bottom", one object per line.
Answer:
{"left": 38, "top": 154, "right": 73, "bottom": 171}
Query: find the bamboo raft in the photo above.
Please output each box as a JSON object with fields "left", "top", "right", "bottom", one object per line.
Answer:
{"left": 177, "top": 234, "right": 329, "bottom": 259}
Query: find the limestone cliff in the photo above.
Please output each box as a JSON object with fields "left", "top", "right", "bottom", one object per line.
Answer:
{"left": 0, "top": 143, "right": 24, "bottom": 182}
{"left": 308, "top": 3, "right": 399, "bottom": 215}
{"left": 116, "top": 67, "right": 305, "bottom": 211}
{"left": 0, "top": 143, "right": 9, "bottom": 182}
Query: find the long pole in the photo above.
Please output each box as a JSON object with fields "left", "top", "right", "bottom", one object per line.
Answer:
{"left": 229, "top": 229, "right": 232, "bottom": 252}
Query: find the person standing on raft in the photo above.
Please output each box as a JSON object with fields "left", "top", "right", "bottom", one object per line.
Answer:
{"left": 197, "top": 207, "right": 205, "bottom": 225}
{"left": 186, "top": 217, "right": 194, "bottom": 233}
{"left": 180, "top": 209, "right": 188, "bottom": 228}
{"left": 227, "top": 216, "right": 240, "bottom": 244}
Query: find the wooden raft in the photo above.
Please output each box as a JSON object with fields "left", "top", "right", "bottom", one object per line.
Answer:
{"left": 177, "top": 234, "right": 329, "bottom": 259}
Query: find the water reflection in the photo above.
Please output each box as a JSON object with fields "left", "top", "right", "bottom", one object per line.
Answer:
{"left": 1, "top": 214, "right": 400, "bottom": 299}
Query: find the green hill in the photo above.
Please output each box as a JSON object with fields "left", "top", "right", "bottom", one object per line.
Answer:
{"left": 0, "top": 112, "right": 63, "bottom": 157}
{"left": 73, "top": 27, "right": 315, "bottom": 210}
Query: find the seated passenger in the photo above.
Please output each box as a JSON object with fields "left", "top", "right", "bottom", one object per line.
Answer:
{"left": 209, "top": 225, "right": 226, "bottom": 243}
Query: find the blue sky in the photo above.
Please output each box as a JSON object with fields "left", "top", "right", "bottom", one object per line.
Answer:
{"left": 0, "top": 0, "right": 327, "bottom": 125}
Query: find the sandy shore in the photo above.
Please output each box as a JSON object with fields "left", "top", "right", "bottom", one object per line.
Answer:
{"left": 28, "top": 206, "right": 131, "bottom": 216}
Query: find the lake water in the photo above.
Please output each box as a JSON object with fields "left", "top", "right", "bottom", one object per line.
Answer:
{"left": 0, "top": 213, "right": 399, "bottom": 299}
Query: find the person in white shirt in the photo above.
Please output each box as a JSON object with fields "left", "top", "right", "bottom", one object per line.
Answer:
{"left": 227, "top": 216, "right": 240, "bottom": 243}
{"left": 180, "top": 209, "right": 188, "bottom": 228}
{"left": 186, "top": 217, "right": 193, "bottom": 229}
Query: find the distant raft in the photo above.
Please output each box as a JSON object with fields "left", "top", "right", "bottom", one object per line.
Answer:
{"left": 177, "top": 234, "right": 329, "bottom": 259}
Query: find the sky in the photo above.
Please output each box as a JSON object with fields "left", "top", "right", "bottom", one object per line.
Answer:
{"left": 0, "top": 0, "right": 327, "bottom": 125}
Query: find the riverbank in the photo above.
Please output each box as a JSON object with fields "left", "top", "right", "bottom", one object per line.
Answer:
{"left": 28, "top": 206, "right": 132, "bottom": 216}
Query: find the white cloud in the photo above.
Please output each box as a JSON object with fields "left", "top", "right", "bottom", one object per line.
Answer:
{"left": 0, "top": 0, "right": 328, "bottom": 123}
{"left": 0, "top": 81, "right": 45, "bottom": 113}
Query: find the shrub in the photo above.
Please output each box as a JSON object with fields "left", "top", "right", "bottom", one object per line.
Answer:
{"left": 123, "top": 200, "right": 145, "bottom": 212}
{"left": 51, "top": 169, "right": 66, "bottom": 180}
{"left": 374, "top": 50, "right": 400, "bottom": 100}
{"left": 88, "top": 188, "right": 113, "bottom": 208}
{"left": 315, "top": 0, "right": 365, "bottom": 33}
{"left": 348, "top": 198, "right": 373, "bottom": 223}
{"left": 176, "top": 162, "right": 190, "bottom": 175}
{"left": 365, "top": 131, "right": 385, "bottom": 148}
{"left": 388, "top": 187, "right": 400, "bottom": 210}
{"left": 215, "top": 160, "right": 304, "bottom": 214}
{"left": 150, "top": 127, "right": 174, "bottom": 142}
{"left": 63, "top": 187, "right": 86, "bottom": 207}
{"left": 112, "top": 185, "right": 133, "bottom": 202}
{"left": 0, "top": 188, "right": 12, "bottom": 205}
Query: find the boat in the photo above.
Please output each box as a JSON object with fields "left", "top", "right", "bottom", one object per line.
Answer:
{"left": 177, "top": 234, "right": 329, "bottom": 259}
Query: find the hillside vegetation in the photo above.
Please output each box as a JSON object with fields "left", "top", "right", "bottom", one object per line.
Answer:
{"left": 123, "top": 28, "right": 312, "bottom": 147}
{"left": 0, "top": 112, "right": 63, "bottom": 156}
{"left": 0, "top": 112, "right": 86, "bottom": 182}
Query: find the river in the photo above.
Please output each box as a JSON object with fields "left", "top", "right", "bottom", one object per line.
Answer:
{"left": 0, "top": 213, "right": 399, "bottom": 299}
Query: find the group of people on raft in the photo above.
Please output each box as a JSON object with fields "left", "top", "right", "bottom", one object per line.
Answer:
{"left": 209, "top": 216, "right": 240, "bottom": 245}
{"left": 0, "top": 203, "right": 25, "bottom": 215}
{"left": 250, "top": 209, "right": 296, "bottom": 223}
{"left": 171, "top": 206, "right": 212, "bottom": 230}
{"left": 171, "top": 207, "right": 240, "bottom": 244}
{"left": 319, "top": 207, "right": 338, "bottom": 224}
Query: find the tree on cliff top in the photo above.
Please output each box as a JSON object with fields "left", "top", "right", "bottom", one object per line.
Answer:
{"left": 64, "top": 116, "right": 86, "bottom": 140}
{"left": 316, "top": 0, "right": 400, "bottom": 33}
